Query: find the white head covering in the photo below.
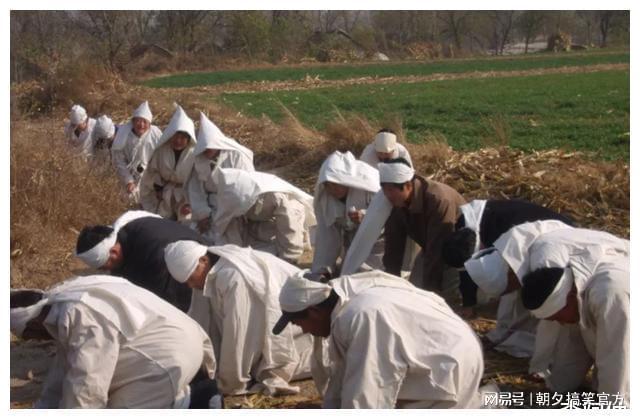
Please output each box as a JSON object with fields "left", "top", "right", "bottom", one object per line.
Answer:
{"left": 10, "top": 289, "right": 48, "bottom": 337}
{"left": 132, "top": 101, "right": 153, "bottom": 122}
{"left": 279, "top": 270, "right": 332, "bottom": 313}
{"left": 164, "top": 240, "right": 208, "bottom": 284}
{"left": 93, "top": 115, "right": 115, "bottom": 140}
{"left": 459, "top": 200, "right": 488, "bottom": 253}
{"left": 464, "top": 248, "right": 510, "bottom": 298}
{"left": 529, "top": 267, "right": 574, "bottom": 319}
{"left": 69, "top": 104, "right": 87, "bottom": 125}
{"left": 374, "top": 132, "right": 397, "bottom": 153}
{"left": 75, "top": 210, "right": 161, "bottom": 269}
{"left": 194, "top": 112, "right": 254, "bottom": 161}
{"left": 318, "top": 151, "right": 380, "bottom": 191}
{"left": 156, "top": 104, "right": 196, "bottom": 147}
{"left": 378, "top": 161, "right": 415, "bottom": 183}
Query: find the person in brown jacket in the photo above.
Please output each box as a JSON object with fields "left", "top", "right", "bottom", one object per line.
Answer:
{"left": 379, "top": 158, "right": 466, "bottom": 299}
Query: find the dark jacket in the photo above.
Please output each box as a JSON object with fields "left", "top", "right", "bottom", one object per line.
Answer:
{"left": 112, "top": 216, "right": 207, "bottom": 312}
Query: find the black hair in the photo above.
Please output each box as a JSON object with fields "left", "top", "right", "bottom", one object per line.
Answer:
{"left": 442, "top": 228, "right": 477, "bottom": 268}
{"left": 76, "top": 225, "right": 114, "bottom": 254}
{"left": 11, "top": 290, "right": 45, "bottom": 309}
{"left": 521, "top": 267, "right": 565, "bottom": 310}
{"left": 377, "top": 128, "right": 396, "bottom": 135}
{"left": 206, "top": 252, "right": 221, "bottom": 268}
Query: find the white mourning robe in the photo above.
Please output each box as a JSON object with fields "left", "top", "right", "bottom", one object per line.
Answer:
{"left": 111, "top": 122, "right": 163, "bottom": 189}
{"left": 64, "top": 118, "right": 97, "bottom": 157}
{"left": 187, "top": 245, "right": 312, "bottom": 396}
{"left": 33, "top": 275, "right": 215, "bottom": 409}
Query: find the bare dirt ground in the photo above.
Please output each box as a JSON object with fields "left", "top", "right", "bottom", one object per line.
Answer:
{"left": 10, "top": 65, "right": 628, "bottom": 408}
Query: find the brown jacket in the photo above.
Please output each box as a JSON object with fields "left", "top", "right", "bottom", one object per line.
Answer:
{"left": 383, "top": 175, "right": 466, "bottom": 291}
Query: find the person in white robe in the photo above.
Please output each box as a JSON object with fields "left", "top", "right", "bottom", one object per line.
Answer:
{"left": 164, "top": 240, "right": 313, "bottom": 396}
{"left": 140, "top": 105, "right": 196, "bottom": 222}
{"left": 187, "top": 112, "right": 254, "bottom": 240}
{"left": 64, "top": 104, "right": 96, "bottom": 158}
{"left": 518, "top": 226, "right": 629, "bottom": 407}
{"left": 272, "top": 270, "right": 487, "bottom": 409}
{"left": 359, "top": 129, "right": 413, "bottom": 168}
{"left": 10, "top": 275, "right": 218, "bottom": 409}
{"left": 89, "top": 115, "right": 116, "bottom": 163}
{"left": 211, "top": 168, "right": 316, "bottom": 264}
{"left": 111, "top": 101, "right": 163, "bottom": 203}
{"left": 312, "top": 151, "right": 384, "bottom": 276}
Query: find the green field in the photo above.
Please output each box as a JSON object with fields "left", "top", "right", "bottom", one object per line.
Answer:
{"left": 145, "top": 51, "right": 629, "bottom": 88}
{"left": 222, "top": 70, "right": 630, "bottom": 160}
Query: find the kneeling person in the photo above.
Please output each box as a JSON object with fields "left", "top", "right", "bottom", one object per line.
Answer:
{"left": 164, "top": 240, "right": 313, "bottom": 396}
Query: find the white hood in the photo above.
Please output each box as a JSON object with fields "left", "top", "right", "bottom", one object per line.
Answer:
{"left": 132, "top": 101, "right": 153, "bottom": 122}
{"left": 194, "top": 112, "right": 254, "bottom": 162}
{"left": 156, "top": 105, "right": 196, "bottom": 148}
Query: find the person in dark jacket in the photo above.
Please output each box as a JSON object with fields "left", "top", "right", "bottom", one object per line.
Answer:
{"left": 75, "top": 210, "right": 207, "bottom": 312}
{"left": 441, "top": 199, "right": 573, "bottom": 312}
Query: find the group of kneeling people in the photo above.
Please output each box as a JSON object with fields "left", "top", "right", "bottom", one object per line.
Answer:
{"left": 10, "top": 101, "right": 629, "bottom": 409}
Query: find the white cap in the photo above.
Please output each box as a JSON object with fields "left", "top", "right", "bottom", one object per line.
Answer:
{"left": 273, "top": 270, "right": 332, "bottom": 335}
{"left": 69, "top": 104, "right": 87, "bottom": 125}
{"left": 378, "top": 161, "right": 415, "bottom": 183}
{"left": 164, "top": 240, "right": 208, "bottom": 283}
{"left": 157, "top": 104, "right": 196, "bottom": 147}
{"left": 94, "top": 115, "right": 115, "bottom": 139}
{"left": 374, "top": 132, "right": 397, "bottom": 153}
{"left": 464, "top": 248, "right": 510, "bottom": 298}
{"left": 132, "top": 101, "right": 153, "bottom": 122}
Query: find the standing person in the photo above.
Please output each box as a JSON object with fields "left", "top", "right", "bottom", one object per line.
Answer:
{"left": 75, "top": 210, "right": 205, "bottom": 312}
{"left": 187, "top": 112, "right": 254, "bottom": 240}
{"left": 518, "top": 226, "right": 629, "bottom": 406}
{"left": 379, "top": 158, "right": 465, "bottom": 299}
{"left": 111, "top": 101, "right": 163, "bottom": 203}
{"left": 212, "top": 168, "right": 316, "bottom": 264}
{"left": 140, "top": 105, "right": 197, "bottom": 222}
{"left": 359, "top": 128, "right": 413, "bottom": 168}
{"left": 164, "top": 240, "right": 313, "bottom": 396}
{"left": 10, "top": 275, "right": 220, "bottom": 408}
{"left": 64, "top": 104, "right": 96, "bottom": 157}
{"left": 272, "top": 270, "right": 487, "bottom": 408}
{"left": 442, "top": 199, "right": 574, "bottom": 313}
{"left": 312, "top": 151, "right": 384, "bottom": 276}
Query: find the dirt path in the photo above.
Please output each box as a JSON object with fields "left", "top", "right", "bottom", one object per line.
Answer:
{"left": 193, "top": 63, "right": 629, "bottom": 95}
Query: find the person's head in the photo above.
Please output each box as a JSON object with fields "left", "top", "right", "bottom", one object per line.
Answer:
{"left": 379, "top": 157, "right": 415, "bottom": 207}
{"left": 324, "top": 181, "right": 349, "bottom": 200}
{"left": 203, "top": 148, "right": 221, "bottom": 160}
{"left": 94, "top": 115, "right": 116, "bottom": 146}
{"left": 374, "top": 129, "right": 397, "bottom": 162}
{"left": 272, "top": 271, "right": 339, "bottom": 338}
{"left": 69, "top": 104, "right": 88, "bottom": 130}
{"left": 170, "top": 131, "right": 191, "bottom": 151}
{"left": 463, "top": 247, "right": 512, "bottom": 298}
{"left": 10, "top": 289, "right": 53, "bottom": 340}
{"left": 76, "top": 225, "right": 123, "bottom": 270}
{"left": 164, "top": 240, "right": 218, "bottom": 290}
{"left": 442, "top": 228, "right": 477, "bottom": 268}
{"left": 521, "top": 267, "right": 579, "bottom": 324}
{"left": 132, "top": 117, "right": 150, "bottom": 137}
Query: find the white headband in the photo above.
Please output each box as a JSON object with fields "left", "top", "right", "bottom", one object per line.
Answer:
{"left": 378, "top": 162, "right": 415, "bottom": 184}
{"left": 459, "top": 200, "right": 487, "bottom": 254}
{"left": 374, "top": 132, "right": 397, "bottom": 153}
{"left": 530, "top": 267, "right": 574, "bottom": 319}
{"left": 10, "top": 294, "right": 49, "bottom": 337}
{"left": 464, "top": 248, "right": 509, "bottom": 298}
{"left": 75, "top": 232, "right": 117, "bottom": 269}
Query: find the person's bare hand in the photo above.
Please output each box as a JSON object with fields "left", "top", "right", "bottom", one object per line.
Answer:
{"left": 180, "top": 204, "right": 192, "bottom": 216}
{"left": 126, "top": 182, "right": 136, "bottom": 194}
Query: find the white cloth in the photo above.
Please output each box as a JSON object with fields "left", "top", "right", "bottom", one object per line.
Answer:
{"left": 279, "top": 270, "right": 332, "bottom": 312}
{"left": 459, "top": 200, "right": 487, "bottom": 253}
{"left": 186, "top": 112, "right": 255, "bottom": 223}
{"left": 493, "top": 220, "right": 573, "bottom": 281}
{"left": 31, "top": 275, "right": 216, "bottom": 408}
{"left": 111, "top": 122, "right": 163, "bottom": 187}
{"left": 155, "top": 104, "right": 197, "bottom": 148}
{"left": 164, "top": 240, "right": 208, "bottom": 283}
{"left": 10, "top": 289, "right": 47, "bottom": 336}
{"left": 360, "top": 142, "right": 413, "bottom": 168}
{"left": 313, "top": 152, "right": 383, "bottom": 273}
{"left": 212, "top": 168, "right": 316, "bottom": 260}
{"left": 485, "top": 291, "right": 538, "bottom": 358}
{"left": 321, "top": 271, "right": 484, "bottom": 408}
{"left": 341, "top": 190, "right": 393, "bottom": 275}
{"left": 65, "top": 117, "right": 97, "bottom": 158}
{"left": 374, "top": 132, "right": 397, "bottom": 153}
{"left": 132, "top": 100, "right": 153, "bottom": 122}
{"left": 464, "top": 247, "right": 509, "bottom": 298}
{"left": 93, "top": 115, "right": 115, "bottom": 140}
{"left": 69, "top": 104, "right": 87, "bottom": 125}
{"left": 378, "top": 161, "right": 415, "bottom": 183}
{"left": 187, "top": 245, "right": 313, "bottom": 396}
